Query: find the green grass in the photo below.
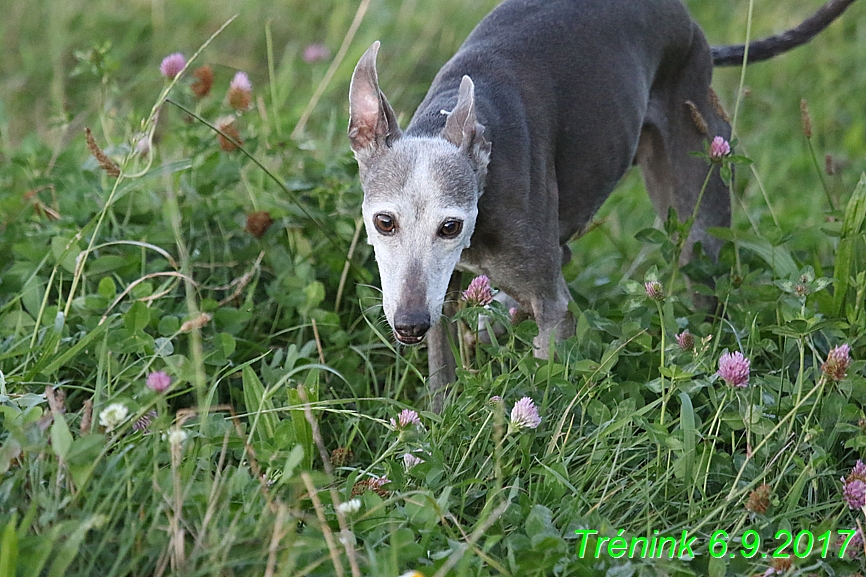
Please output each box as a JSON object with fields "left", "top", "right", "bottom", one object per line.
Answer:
{"left": 2, "top": 0, "right": 866, "bottom": 575}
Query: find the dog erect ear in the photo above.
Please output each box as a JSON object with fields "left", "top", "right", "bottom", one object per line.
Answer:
{"left": 348, "top": 42, "right": 401, "bottom": 160}
{"left": 442, "top": 76, "right": 492, "bottom": 184}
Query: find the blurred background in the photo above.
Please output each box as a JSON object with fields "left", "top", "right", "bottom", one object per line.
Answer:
{"left": 1, "top": 0, "right": 864, "bottom": 285}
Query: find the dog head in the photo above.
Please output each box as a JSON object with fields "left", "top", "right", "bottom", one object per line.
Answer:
{"left": 348, "top": 42, "right": 491, "bottom": 345}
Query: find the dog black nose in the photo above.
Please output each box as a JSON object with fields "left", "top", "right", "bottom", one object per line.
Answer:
{"left": 393, "top": 312, "right": 431, "bottom": 344}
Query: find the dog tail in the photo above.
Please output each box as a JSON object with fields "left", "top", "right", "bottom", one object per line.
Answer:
{"left": 711, "top": 0, "right": 855, "bottom": 66}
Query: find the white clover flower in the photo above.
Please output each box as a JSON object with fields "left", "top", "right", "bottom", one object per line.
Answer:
{"left": 337, "top": 498, "right": 362, "bottom": 515}
{"left": 166, "top": 428, "right": 188, "bottom": 447}
{"left": 99, "top": 403, "right": 129, "bottom": 432}
{"left": 339, "top": 530, "right": 356, "bottom": 547}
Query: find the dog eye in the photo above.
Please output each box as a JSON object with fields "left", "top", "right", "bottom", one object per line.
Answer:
{"left": 373, "top": 213, "right": 396, "bottom": 235}
{"left": 438, "top": 219, "right": 463, "bottom": 239}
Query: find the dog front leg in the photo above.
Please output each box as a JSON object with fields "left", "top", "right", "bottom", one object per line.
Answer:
{"left": 530, "top": 275, "right": 574, "bottom": 360}
{"left": 427, "top": 271, "right": 461, "bottom": 412}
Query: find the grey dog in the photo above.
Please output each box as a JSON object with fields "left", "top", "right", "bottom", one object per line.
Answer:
{"left": 348, "top": 0, "right": 855, "bottom": 407}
